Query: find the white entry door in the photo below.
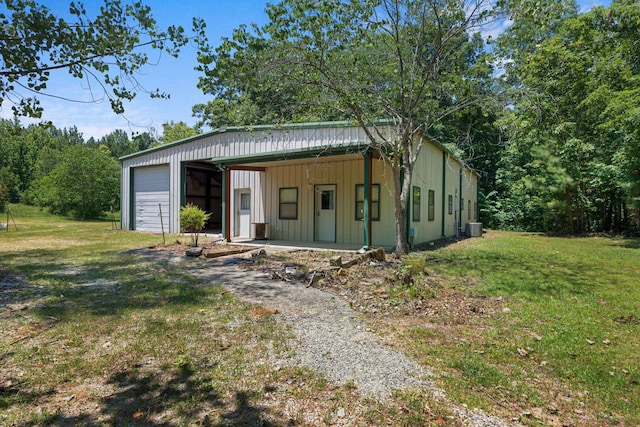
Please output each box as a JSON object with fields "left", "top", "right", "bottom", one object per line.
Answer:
{"left": 315, "top": 185, "right": 336, "bottom": 242}
{"left": 236, "top": 190, "right": 251, "bottom": 237}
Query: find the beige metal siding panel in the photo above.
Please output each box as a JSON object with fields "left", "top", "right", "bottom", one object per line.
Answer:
{"left": 231, "top": 170, "right": 263, "bottom": 236}
{"left": 461, "top": 168, "right": 477, "bottom": 228}
{"left": 441, "top": 155, "right": 457, "bottom": 237}
{"left": 352, "top": 159, "right": 365, "bottom": 245}
{"left": 410, "top": 143, "right": 444, "bottom": 244}
{"left": 372, "top": 158, "right": 397, "bottom": 248}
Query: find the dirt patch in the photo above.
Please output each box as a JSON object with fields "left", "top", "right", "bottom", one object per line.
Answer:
{"left": 238, "top": 249, "right": 504, "bottom": 323}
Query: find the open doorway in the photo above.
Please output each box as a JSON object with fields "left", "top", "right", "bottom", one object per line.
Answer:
{"left": 184, "top": 162, "right": 222, "bottom": 232}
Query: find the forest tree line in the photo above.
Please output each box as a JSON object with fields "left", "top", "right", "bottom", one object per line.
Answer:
{"left": 1, "top": 0, "right": 638, "bottom": 235}
{"left": 0, "top": 120, "right": 197, "bottom": 218}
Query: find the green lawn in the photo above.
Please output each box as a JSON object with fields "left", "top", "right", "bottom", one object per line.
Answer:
{"left": 2, "top": 205, "right": 638, "bottom": 425}
{"left": 0, "top": 205, "right": 459, "bottom": 426}
{"left": 405, "top": 231, "right": 640, "bottom": 425}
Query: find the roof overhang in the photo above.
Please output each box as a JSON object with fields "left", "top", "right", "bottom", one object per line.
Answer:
{"left": 213, "top": 142, "right": 374, "bottom": 169}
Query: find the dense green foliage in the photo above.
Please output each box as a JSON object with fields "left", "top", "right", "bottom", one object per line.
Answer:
{"left": 0, "top": 118, "right": 155, "bottom": 218}
{"left": 179, "top": 203, "right": 211, "bottom": 246}
{"left": 30, "top": 145, "right": 120, "bottom": 219}
{"left": 486, "top": 0, "right": 640, "bottom": 233}
{"left": 158, "top": 121, "right": 199, "bottom": 145}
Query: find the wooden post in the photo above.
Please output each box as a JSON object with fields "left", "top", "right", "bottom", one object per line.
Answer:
{"left": 158, "top": 203, "right": 166, "bottom": 245}
{"left": 221, "top": 167, "right": 231, "bottom": 241}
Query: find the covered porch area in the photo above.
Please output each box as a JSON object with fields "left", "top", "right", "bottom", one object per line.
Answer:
{"left": 214, "top": 143, "right": 388, "bottom": 249}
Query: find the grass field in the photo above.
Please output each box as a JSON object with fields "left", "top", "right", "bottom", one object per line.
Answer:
{"left": 398, "top": 231, "right": 640, "bottom": 425}
{"left": 0, "top": 205, "right": 456, "bottom": 426}
{"left": 1, "top": 205, "right": 638, "bottom": 426}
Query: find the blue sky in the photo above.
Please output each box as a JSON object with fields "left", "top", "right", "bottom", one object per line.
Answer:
{"left": 1, "top": 0, "right": 612, "bottom": 140}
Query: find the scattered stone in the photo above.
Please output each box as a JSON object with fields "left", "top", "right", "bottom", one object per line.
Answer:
{"left": 329, "top": 255, "right": 343, "bottom": 267}
{"left": 602, "top": 339, "right": 611, "bottom": 345}
{"left": 502, "top": 307, "right": 511, "bottom": 313}
{"left": 251, "top": 248, "right": 267, "bottom": 258}
{"left": 586, "top": 339, "right": 595, "bottom": 345}
{"left": 285, "top": 267, "right": 296, "bottom": 276}
{"left": 186, "top": 247, "right": 203, "bottom": 257}
{"left": 336, "top": 408, "right": 346, "bottom": 418}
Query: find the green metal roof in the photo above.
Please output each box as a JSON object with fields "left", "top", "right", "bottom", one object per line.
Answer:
{"left": 119, "top": 119, "right": 389, "bottom": 162}
{"left": 118, "top": 118, "right": 477, "bottom": 177}
{"left": 213, "top": 142, "right": 370, "bottom": 167}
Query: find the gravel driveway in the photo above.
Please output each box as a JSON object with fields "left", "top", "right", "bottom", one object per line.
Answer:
{"left": 168, "top": 249, "right": 515, "bottom": 427}
{"left": 130, "top": 249, "right": 512, "bottom": 427}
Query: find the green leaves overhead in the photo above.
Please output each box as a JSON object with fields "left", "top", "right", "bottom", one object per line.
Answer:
{"left": 0, "top": 0, "right": 199, "bottom": 116}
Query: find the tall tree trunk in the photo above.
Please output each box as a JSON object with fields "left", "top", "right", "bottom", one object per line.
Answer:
{"left": 615, "top": 193, "right": 622, "bottom": 233}
{"left": 604, "top": 199, "right": 612, "bottom": 233}
{"left": 566, "top": 189, "right": 574, "bottom": 234}
{"left": 393, "top": 162, "right": 410, "bottom": 255}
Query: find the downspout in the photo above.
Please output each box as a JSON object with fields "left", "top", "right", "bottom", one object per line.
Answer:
{"left": 441, "top": 152, "right": 446, "bottom": 237}
{"left": 363, "top": 149, "right": 372, "bottom": 249}
{"left": 221, "top": 166, "right": 231, "bottom": 241}
{"left": 119, "top": 165, "right": 124, "bottom": 230}
{"left": 476, "top": 173, "right": 480, "bottom": 223}
{"left": 458, "top": 167, "right": 463, "bottom": 236}
{"left": 128, "top": 167, "right": 135, "bottom": 230}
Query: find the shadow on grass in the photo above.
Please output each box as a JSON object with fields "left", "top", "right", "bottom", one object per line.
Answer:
{"left": 0, "top": 247, "right": 212, "bottom": 320}
{"left": 24, "top": 363, "right": 283, "bottom": 426}
{"left": 0, "top": 386, "right": 56, "bottom": 411}
{"left": 616, "top": 238, "right": 640, "bottom": 250}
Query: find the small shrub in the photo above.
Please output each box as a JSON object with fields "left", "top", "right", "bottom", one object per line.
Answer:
{"left": 180, "top": 204, "right": 211, "bottom": 246}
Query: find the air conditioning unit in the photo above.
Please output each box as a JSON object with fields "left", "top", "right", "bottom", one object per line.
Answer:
{"left": 465, "top": 222, "right": 482, "bottom": 237}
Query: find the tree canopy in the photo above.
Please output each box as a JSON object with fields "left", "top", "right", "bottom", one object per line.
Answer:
{"left": 487, "top": 0, "right": 640, "bottom": 233}
{"left": 197, "top": 0, "right": 503, "bottom": 253}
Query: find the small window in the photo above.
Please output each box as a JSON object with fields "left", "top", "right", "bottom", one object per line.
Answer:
{"left": 240, "top": 193, "right": 250, "bottom": 210}
{"left": 279, "top": 187, "right": 298, "bottom": 220}
{"left": 468, "top": 200, "right": 472, "bottom": 220}
{"left": 428, "top": 189, "right": 435, "bottom": 221}
{"left": 448, "top": 195, "right": 453, "bottom": 214}
{"left": 412, "top": 186, "right": 421, "bottom": 222}
{"left": 355, "top": 184, "right": 380, "bottom": 221}
{"left": 321, "top": 190, "right": 334, "bottom": 210}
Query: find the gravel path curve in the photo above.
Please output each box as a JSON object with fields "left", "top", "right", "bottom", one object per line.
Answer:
{"left": 194, "top": 262, "right": 435, "bottom": 400}
{"left": 146, "top": 248, "right": 515, "bottom": 427}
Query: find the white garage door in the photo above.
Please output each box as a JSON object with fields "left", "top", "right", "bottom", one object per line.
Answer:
{"left": 133, "top": 165, "right": 170, "bottom": 232}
